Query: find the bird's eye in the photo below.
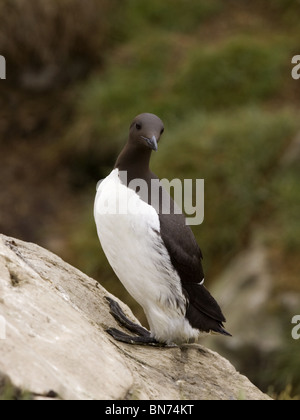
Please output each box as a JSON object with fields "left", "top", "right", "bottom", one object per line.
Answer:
{"left": 160, "top": 128, "right": 164, "bottom": 135}
{"left": 136, "top": 123, "right": 142, "bottom": 130}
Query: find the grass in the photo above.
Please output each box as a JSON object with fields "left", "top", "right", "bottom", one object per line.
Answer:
{"left": 0, "top": 374, "right": 32, "bottom": 400}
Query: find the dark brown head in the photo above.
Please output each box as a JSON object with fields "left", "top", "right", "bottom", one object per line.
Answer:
{"left": 129, "top": 113, "right": 164, "bottom": 152}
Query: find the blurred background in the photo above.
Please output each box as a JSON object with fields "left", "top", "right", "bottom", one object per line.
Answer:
{"left": 0, "top": 0, "right": 300, "bottom": 399}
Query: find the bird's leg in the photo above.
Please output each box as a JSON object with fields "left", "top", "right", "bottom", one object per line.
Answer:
{"left": 105, "top": 296, "right": 165, "bottom": 346}
{"left": 106, "top": 328, "right": 161, "bottom": 345}
{"left": 105, "top": 296, "right": 150, "bottom": 337}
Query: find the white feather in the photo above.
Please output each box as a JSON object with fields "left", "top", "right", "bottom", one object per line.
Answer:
{"left": 94, "top": 169, "right": 200, "bottom": 344}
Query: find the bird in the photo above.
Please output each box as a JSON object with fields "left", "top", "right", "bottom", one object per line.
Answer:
{"left": 94, "top": 113, "right": 231, "bottom": 345}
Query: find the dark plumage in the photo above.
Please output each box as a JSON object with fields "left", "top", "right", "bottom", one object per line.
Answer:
{"left": 94, "top": 113, "right": 230, "bottom": 345}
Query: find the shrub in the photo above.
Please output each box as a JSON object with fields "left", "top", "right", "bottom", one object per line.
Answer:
{"left": 0, "top": 0, "right": 118, "bottom": 88}
{"left": 175, "top": 37, "right": 288, "bottom": 110}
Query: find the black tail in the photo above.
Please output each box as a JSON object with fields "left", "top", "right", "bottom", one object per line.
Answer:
{"left": 211, "top": 323, "right": 232, "bottom": 337}
{"left": 183, "top": 283, "right": 231, "bottom": 336}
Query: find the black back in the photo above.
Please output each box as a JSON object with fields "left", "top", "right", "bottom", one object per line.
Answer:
{"left": 115, "top": 113, "right": 230, "bottom": 336}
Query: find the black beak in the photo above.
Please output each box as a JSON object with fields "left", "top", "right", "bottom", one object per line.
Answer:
{"left": 142, "top": 135, "right": 158, "bottom": 152}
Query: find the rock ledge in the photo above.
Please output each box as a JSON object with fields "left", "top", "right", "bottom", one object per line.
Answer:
{"left": 0, "top": 234, "right": 270, "bottom": 400}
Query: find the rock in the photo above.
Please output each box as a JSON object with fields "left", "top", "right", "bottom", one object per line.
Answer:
{"left": 205, "top": 242, "right": 279, "bottom": 353}
{"left": 0, "top": 234, "right": 270, "bottom": 400}
{"left": 202, "top": 243, "right": 276, "bottom": 361}
{"left": 202, "top": 241, "right": 300, "bottom": 394}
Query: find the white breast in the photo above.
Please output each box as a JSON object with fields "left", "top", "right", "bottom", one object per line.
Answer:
{"left": 94, "top": 169, "right": 199, "bottom": 344}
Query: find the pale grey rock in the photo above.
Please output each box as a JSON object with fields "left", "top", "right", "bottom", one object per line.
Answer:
{"left": 0, "top": 234, "right": 271, "bottom": 400}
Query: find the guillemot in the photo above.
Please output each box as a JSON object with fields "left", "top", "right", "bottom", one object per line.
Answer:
{"left": 94, "top": 113, "right": 230, "bottom": 345}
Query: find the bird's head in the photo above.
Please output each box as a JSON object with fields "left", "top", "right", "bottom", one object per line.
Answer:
{"left": 129, "top": 113, "right": 164, "bottom": 152}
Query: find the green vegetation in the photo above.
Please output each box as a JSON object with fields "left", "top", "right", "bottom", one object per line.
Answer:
{"left": 154, "top": 108, "right": 298, "bottom": 272}
{"left": 1, "top": 0, "right": 300, "bottom": 399}
{"left": 0, "top": 374, "right": 32, "bottom": 400}
{"left": 121, "top": 0, "right": 223, "bottom": 35}
{"left": 63, "top": 1, "right": 300, "bottom": 398}
{"left": 176, "top": 37, "right": 288, "bottom": 110}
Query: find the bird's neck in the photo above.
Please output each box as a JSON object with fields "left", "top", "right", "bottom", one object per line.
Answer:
{"left": 114, "top": 142, "right": 152, "bottom": 183}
